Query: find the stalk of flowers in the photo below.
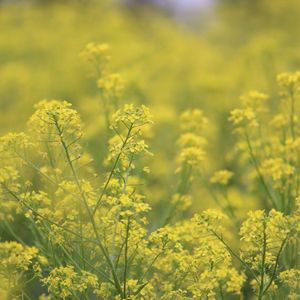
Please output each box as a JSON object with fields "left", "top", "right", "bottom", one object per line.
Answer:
{"left": 195, "top": 201, "right": 300, "bottom": 300}
{"left": 0, "top": 241, "right": 47, "bottom": 299}
{"left": 80, "top": 42, "right": 111, "bottom": 76}
{"left": 81, "top": 42, "right": 125, "bottom": 132}
{"left": 172, "top": 109, "right": 238, "bottom": 223}
{"left": 0, "top": 99, "right": 251, "bottom": 300}
{"left": 176, "top": 214, "right": 244, "bottom": 300}
{"left": 92, "top": 103, "right": 157, "bottom": 298}
{"left": 0, "top": 98, "right": 171, "bottom": 299}
{"left": 229, "top": 74, "right": 300, "bottom": 214}
{"left": 171, "top": 109, "right": 241, "bottom": 224}
{"left": 228, "top": 91, "right": 274, "bottom": 208}
{"left": 163, "top": 109, "right": 208, "bottom": 225}
{"left": 279, "top": 268, "right": 300, "bottom": 300}
{"left": 0, "top": 100, "right": 108, "bottom": 298}
{"left": 207, "top": 169, "right": 239, "bottom": 222}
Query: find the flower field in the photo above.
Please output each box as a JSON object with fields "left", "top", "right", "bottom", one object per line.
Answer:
{"left": 0, "top": 0, "right": 300, "bottom": 299}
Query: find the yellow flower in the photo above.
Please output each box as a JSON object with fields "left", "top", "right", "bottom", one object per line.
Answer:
{"left": 80, "top": 42, "right": 111, "bottom": 64}
{"left": 179, "top": 109, "right": 208, "bottom": 133}
{"left": 43, "top": 266, "right": 99, "bottom": 299}
{"left": 210, "top": 169, "right": 234, "bottom": 185}
{"left": 111, "top": 104, "right": 153, "bottom": 128}
{"left": 279, "top": 269, "right": 300, "bottom": 300}
{"left": 277, "top": 71, "right": 300, "bottom": 88}
{"left": 97, "top": 73, "right": 125, "bottom": 98}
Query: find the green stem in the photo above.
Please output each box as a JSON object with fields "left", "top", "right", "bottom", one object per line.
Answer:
{"left": 111, "top": 153, "right": 134, "bottom": 262}
{"left": 123, "top": 218, "right": 131, "bottom": 299}
{"left": 2, "top": 184, "right": 95, "bottom": 244}
{"left": 53, "top": 116, "right": 123, "bottom": 296}
{"left": 262, "top": 235, "right": 288, "bottom": 295}
{"left": 258, "top": 221, "right": 267, "bottom": 300}
{"left": 245, "top": 130, "right": 277, "bottom": 208}
{"left": 212, "top": 230, "right": 259, "bottom": 284}
{"left": 93, "top": 123, "right": 133, "bottom": 215}
{"left": 289, "top": 85, "right": 296, "bottom": 140}
{"left": 3, "top": 221, "right": 25, "bottom": 245}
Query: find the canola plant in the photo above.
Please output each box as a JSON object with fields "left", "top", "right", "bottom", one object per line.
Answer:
{"left": 0, "top": 0, "right": 300, "bottom": 299}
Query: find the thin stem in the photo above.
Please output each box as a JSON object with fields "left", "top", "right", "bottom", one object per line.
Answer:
{"left": 245, "top": 130, "right": 277, "bottom": 208}
{"left": 137, "top": 250, "right": 162, "bottom": 285}
{"left": 93, "top": 123, "right": 133, "bottom": 215}
{"left": 219, "top": 284, "right": 224, "bottom": 300}
{"left": 198, "top": 168, "right": 237, "bottom": 221}
{"left": 2, "top": 184, "right": 96, "bottom": 244}
{"left": 262, "top": 235, "right": 288, "bottom": 295}
{"left": 258, "top": 221, "right": 267, "bottom": 300}
{"left": 212, "top": 230, "right": 259, "bottom": 284}
{"left": 111, "top": 153, "right": 134, "bottom": 261}
{"left": 123, "top": 218, "right": 131, "bottom": 299}
{"left": 3, "top": 221, "right": 25, "bottom": 245}
{"left": 289, "top": 85, "right": 296, "bottom": 140}
{"left": 162, "top": 164, "right": 192, "bottom": 226}
{"left": 52, "top": 116, "right": 124, "bottom": 296}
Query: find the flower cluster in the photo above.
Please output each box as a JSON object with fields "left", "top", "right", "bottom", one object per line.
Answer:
{"left": 28, "top": 99, "right": 83, "bottom": 145}
{"left": 97, "top": 73, "right": 125, "bottom": 99}
{"left": 1, "top": 39, "right": 300, "bottom": 300}
{"left": 229, "top": 91, "right": 268, "bottom": 134}
{"left": 80, "top": 42, "right": 111, "bottom": 70}
{"left": 0, "top": 241, "right": 44, "bottom": 298}
{"left": 106, "top": 104, "right": 153, "bottom": 174}
{"left": 42, "top": 266, "right": 99, "bottom": 299}
{"left": 229, "top": 71, "right": 300, "bottom": 213}
{"left": 277, "top": 71, "right": 300, "bottom": 93}
{"left": 176, "top": 109, "right": 207, "bottom": 172}
{"left": 210, "top": 169, "right": 234, "bottom": 185}
{"left": 279, "top": 269, "right": 300, "bottom": 300}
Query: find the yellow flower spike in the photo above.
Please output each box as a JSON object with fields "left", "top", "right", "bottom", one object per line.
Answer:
{"left": 176, "top": 109, "right": 208, "bottom": 174}
{"left": 0, "top": 241, "right": 42, "bottom": 297}
{"left": 28, "top": 100, "right": 83, "bottom": 142}
{"left": 195, "top": 209, "right": 228, "bottom": 234}
{"left": 277, "top": 71, "right": 300, "bottom": 89}
{"left": 210, "top": 169, "right": 234, "bottom": 185}
{"left": 80, "top": 42, "right": 111, "bottom": 65}
{"left": 97, "top": 73, "right": 125, "bottom": 98}
{"left": 179, "top": 109, "right": 208, "bottom": 133}
{"left": 279, "top": 269, "right": 300, "bottom": 300}
{"left": 43, "top": 266, "right": 99, "bottom": 299}
{"left": 111, "top": 104, "right": 153, "bottom": 128}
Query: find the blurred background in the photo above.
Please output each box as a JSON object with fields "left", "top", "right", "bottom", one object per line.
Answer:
{"left": 0, "top": 0, "right": 300, "bottom": 216}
